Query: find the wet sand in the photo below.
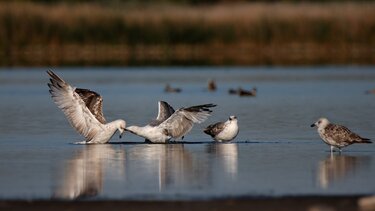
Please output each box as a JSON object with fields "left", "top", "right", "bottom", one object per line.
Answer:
{"left": 0, "top": 196, "right": 364, "bottom": 211}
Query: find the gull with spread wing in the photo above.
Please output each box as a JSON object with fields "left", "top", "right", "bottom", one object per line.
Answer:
{"left": 126, "top": 101, "right": 216, "bottom": 143}
{"left": 47, "top": 70, "right": 126, "bottom": 144}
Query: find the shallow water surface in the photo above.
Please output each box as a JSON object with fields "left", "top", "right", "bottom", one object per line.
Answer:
{"left": 0, "top": 67, "right": 374, "bottom": 200}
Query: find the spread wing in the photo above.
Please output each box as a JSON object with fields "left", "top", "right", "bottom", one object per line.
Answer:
{"left": 325, "top": 124, "right": 367, "bottom": 143}
{"left": 149, "top": 101, "right": 175, "bottom": 126}
{"left": 47, "top": 70, "right": 104, "bottom": 141}
{"left": 204, "top": 122, "right": 225, "bottom": 137}
{"left": 160, "top": 104, "right": 216, "bottom": 139}
{"left": 75, "top": 88, "right": 106, "bottom": 124}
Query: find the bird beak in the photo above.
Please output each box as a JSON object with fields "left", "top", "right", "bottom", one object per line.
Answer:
{"left": 119, "top": 128, "right": 125, "bottom": 139}
{"left": 310, "top": 123, "right": 316, "bottom": 127}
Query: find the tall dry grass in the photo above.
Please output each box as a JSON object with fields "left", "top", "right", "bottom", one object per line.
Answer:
{"left": 0, "top": 2, "right": 375, "bottom": 66}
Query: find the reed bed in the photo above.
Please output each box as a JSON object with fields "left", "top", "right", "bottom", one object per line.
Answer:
{"left": 0, "top": 2, "right": 374, "bottom": 66}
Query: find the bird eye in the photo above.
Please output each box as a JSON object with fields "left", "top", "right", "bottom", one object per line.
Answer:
{"left": 318, "top": 121, "right": 321, "bottom": 124}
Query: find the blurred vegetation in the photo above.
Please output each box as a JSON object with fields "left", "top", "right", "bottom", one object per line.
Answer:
{"left": 4, "top": 0, "right": 375, "bottom": 4}
{"left": 0, "top": 1, "right": 374, "bottom": 66}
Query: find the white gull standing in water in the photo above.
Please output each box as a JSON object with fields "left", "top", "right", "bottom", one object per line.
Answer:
{"left": 204, "top": 116, "right": 239, "bottom": 142}
{"left": 47, "top": 70, "right": 126, "bottom": 144}
{"left": 126, "top": 101, "right": 216, "bottom": 143}
{"left": 311, "top": 117, "right": 371, "bottom": 152}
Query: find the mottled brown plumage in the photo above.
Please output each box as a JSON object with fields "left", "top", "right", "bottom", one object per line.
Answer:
{"left": 75, "top": 88, "right": 106, "bottom": 124}
{"left": 311, "top": 118, "right": 371, "bottom": 152}
{"left": 204, "top": 122, "right": 225, "bottom": 137}
{"left": 323, "top": 124, "right": 371, "bottom": 146}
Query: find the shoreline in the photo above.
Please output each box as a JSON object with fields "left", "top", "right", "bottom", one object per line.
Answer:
{"left": 1, "top": 196, "right": 373, "bottom": 211}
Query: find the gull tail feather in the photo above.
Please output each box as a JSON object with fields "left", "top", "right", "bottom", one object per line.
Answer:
{"left": 360, "top": 139, "right": 372, "bottom": 144}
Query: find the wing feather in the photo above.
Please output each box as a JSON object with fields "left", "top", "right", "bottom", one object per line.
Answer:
{"left": 47, "top": 70, "right": 103, "bottom": 141}
{"left": 160, "top": 104, "right": 216, "bottom": 139}
{"left": 325, "top": 124, "right": 365, "bottom": 144}
{"left": 75, "top": 88, "right": 106, "bottom": 124}
{"left": 149, "top": 101, "right": 175, "bottom": 126}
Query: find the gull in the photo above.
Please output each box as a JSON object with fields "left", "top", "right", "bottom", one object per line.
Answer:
{"left": 204, "top": 116, "right": 239, "bottom": 142}
{"left": 311, "top": 117, "right": 371, "bottom": 152}
{"left": 47, "top": 70, "right": 126, "bottom": 144}
{"left": 126, "top": 101, "right": 216, "bottom": 143}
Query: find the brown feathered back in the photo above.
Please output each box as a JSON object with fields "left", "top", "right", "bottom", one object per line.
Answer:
{"left": 75, "top": 88, "right": 106, "bottom": 124}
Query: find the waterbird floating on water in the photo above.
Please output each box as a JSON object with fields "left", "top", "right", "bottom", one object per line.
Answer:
{"left": 47, "top": 70, "right": 126, "bottom": 144}
{"left": 126, "top": 101, "right": 216, "bottom": 143}
{"left": 228, "top": 87, "right": 257, "bottom": 97}
{"left": 204, "top": 116, "right": 239, "bottom": 142}
{"left": 238, "top": 87, "right": 257, "bottom": 97}
{"left": 164, "top": 84, "right": 182, "bottom": 93}
{"left": 228, "top": 88, "right": 239, "bottom": 95}
{"left": 208, "top": 79, "right": 217, "bottom": 92}
{"left": 311, "top": 117, "right": 371, "bottom": 153}
{"left": 365, "top": 88, "right": 375, "bottom": 95}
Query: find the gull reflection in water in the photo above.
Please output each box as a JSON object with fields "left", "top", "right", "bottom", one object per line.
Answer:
{"left": 318, "top": 153, "right": 370, "bottom": 189}
{"left": 54, "top": 145, "right": 125, "bottom": 199}
{"left": 206, "top": 143, "right": 238, "bottom": 179}
{"left": 127, "top": 144, "right": 199, "bottom": 191}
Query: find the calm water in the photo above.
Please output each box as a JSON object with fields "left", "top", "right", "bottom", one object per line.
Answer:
{"left": 0, "top": 67, "right": 374, "bottom": 200}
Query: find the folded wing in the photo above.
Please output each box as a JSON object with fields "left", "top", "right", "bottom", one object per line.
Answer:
{"left": 326, "top": 124, "right": 371, "bottom": 144}
{"left": 204, "top": 122, "right": 225, "bottom": 137}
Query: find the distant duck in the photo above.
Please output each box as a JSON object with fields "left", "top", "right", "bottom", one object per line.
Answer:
{"left": 208, "top": 79, "right": 217, "bottom": 92}
{"left": 204, "top": 116, "right": 239, "bottom": 143}
{"left": 228, "top": 88, "right": 238, "bottom": 95}
{"left": 228, "top": 87, "right": 257, "bottom": 97}
{"left": 164, "top": 84, "right": 182, "bottom": 93}
{"left": 238, "top": 87, "right": 257, "bottom": 97}
{"left": 365, "top": 89, "right": 375, "bottom": 94}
